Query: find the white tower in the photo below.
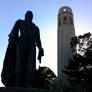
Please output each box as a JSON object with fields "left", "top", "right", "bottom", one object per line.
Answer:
{"left": 57, "top": 6, "right": 75, "bottom": 81}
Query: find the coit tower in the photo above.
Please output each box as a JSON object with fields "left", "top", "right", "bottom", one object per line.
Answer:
{"left": 57, "top": 6, "right": 75, "bottom": 81}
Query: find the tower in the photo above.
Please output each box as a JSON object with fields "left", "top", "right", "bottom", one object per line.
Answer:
{"left": 57, "top": 6, "right": 75, "bottom": 81}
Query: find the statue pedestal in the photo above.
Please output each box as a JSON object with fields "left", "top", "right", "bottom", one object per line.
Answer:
{"left": 0, "top": 87, "right": 49, "bottom": 92}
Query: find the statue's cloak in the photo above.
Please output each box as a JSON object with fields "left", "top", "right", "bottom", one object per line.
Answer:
{"left": 1, "top": 41, "right": 17, "bottom": 87}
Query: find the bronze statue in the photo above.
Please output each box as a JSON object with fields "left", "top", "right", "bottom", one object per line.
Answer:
{"left": 1, "top": 11, "right": 44, "bottom": 88}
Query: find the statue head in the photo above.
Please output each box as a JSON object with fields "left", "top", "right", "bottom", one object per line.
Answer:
{"left": 25, "top": 11, "right": 33, "bottom": 22}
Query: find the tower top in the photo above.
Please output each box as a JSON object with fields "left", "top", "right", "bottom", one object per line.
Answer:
{"left": 58, "top": 6, "right": 72, "bottom": 16}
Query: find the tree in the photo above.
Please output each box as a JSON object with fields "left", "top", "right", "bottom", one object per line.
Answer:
{"left": 35, "top": 66, "right": 56, "bottom": 89}
{"left": 63, "top": 32, "right": 92, "bottom": 90}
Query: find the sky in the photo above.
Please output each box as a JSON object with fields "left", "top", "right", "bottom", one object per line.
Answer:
{"left": 0, "top": 0, "right": 92, "bottom": 86}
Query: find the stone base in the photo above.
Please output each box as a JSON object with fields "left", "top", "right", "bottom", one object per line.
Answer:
{"left": 0, "top": 87, "right": 49, "bottom": 92}
{"left": 52, "top": 78, "right": 63, "bottom": 92}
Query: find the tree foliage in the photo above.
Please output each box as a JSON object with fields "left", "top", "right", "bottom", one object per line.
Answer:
{"left": 35, "top": 66, "right": 56, "bottom": 89}
{"left": 63, "top": 32, "right": 92, "bottom": 89}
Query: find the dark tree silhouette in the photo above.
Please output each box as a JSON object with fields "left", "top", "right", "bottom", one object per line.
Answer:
{"left": 35, "top": 66, "right": 56, "bottom": 89}
{"left": 63, "top": 32, "right": 92, "bottom": 89}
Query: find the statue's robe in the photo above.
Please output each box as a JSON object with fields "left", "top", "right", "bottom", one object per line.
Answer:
{"left": 1, "top": 41, "right": 17, "bottom": 87}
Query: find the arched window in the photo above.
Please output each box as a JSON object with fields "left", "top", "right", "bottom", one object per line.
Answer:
{"left": 63, "top": 8, "right": 67, "bottom": 12}
{"left": 63, "top": 16, "right": 67, "bottom": 24}
{"left": 69, "top": 16, "right": 73, "bottom": 25}
{"left": 58, "top": 17, "right": 61, "bottom": 26}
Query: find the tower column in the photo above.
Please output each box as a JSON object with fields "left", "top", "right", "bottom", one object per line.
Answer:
{"left": 57, "top": 6, "right": 75, "bottom": 83}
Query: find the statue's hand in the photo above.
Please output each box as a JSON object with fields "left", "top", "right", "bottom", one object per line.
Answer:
{"left": 38, "top": 48, "right": 44, "bottom": 63}
{"left": 38, "top": 56, "right": 41, "bottom": 63}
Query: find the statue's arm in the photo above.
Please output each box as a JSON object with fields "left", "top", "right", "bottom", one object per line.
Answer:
{"left": 35, "top": 27, "right": 44, "bottom": 63}
{"left": 8, "top": 20, "right": 20, "bottom": 42}
{"left": 35, "top": 27, "right": 42, "bottom": 49}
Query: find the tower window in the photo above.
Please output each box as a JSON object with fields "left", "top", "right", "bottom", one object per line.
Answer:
{"left": 69, "top": 16, "right": 73, "bottom": 25}
{"left": 63, "top": 8, "right": 67, "bottom": 12}
{"left": 63, "top": 16, "right": 67, "bottom": 24}
{"left": 58, "top": 17, "right": 61, "bottom": 26}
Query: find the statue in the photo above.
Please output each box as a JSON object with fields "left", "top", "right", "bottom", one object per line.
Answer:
{"left": 1, "top": 11, "right": 44, "bottom": 88}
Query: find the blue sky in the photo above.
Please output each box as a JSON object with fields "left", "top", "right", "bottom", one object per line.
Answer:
{"left": 0, "top": 0, "right": 92, "bottom": 86}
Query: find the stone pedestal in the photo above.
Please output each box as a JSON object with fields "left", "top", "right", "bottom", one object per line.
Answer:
{"left": 0, "top": 87, "right": 49, "bottom": 92}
